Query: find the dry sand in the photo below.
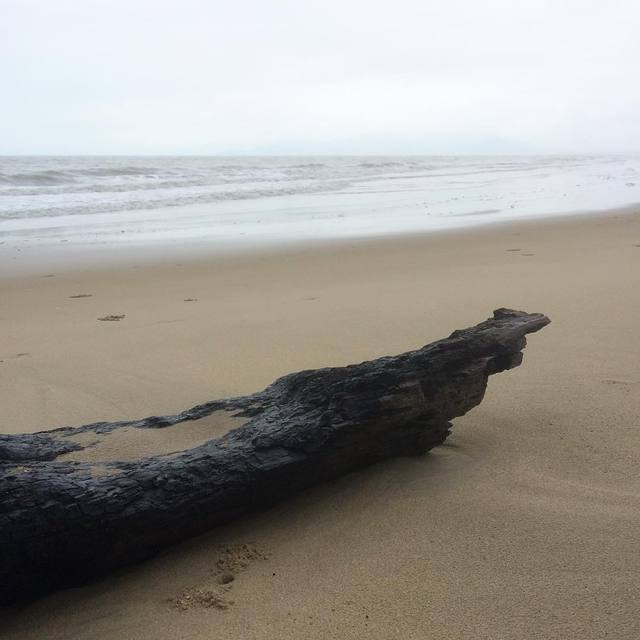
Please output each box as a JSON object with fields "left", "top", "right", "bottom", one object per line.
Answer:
{"left": 57, "top": 411, "right": 248, "bottom": 463}
{"left": 1, "top": 210, "right": 639, "bottom": 639}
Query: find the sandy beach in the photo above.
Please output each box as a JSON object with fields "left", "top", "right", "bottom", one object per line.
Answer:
{"left": 1, "top": 209, "right": 639, "bottom": 639}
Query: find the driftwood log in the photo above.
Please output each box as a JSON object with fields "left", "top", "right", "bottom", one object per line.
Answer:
{"left": 0, "top": 309, "right": 549, "bottom": 605}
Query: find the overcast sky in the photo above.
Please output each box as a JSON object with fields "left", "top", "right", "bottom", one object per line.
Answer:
{"left": 1, "top": 0, "right": 639, "bottom": 155}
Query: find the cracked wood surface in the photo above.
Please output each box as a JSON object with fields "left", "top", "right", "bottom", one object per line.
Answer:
{"left": 0, "top": 308, "right": 549, "bottom": 605}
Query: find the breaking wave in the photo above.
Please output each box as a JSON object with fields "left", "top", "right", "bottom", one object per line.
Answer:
{"left": 1, "top": 155, "right": 638, "bottom": 223}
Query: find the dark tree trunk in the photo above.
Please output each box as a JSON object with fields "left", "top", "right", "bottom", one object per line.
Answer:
{"left": 0, "top": 309, "right": 549, "bottom": 605}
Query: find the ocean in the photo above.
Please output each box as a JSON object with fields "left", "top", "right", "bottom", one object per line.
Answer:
{"left": 0, "top": 155, "right": 639, "bottom": 255}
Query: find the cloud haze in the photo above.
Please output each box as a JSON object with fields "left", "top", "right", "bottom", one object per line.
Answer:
{"left": 1, "top": 0, "right": 639, "bottom": 154}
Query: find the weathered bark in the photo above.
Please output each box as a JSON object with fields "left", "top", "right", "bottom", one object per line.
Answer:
{"left": 0, "top": 309, "right": 549, "bottom": 605}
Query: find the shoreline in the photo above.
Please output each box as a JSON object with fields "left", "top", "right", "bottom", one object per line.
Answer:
{"left": 1, "top": 202, "right": 639, "bottom": 278}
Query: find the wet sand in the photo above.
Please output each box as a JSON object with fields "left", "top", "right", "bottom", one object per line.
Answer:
{"left": 1, "top": 210, "right": 640, "bottom": 639}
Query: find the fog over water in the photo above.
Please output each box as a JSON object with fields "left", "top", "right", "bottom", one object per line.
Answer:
{"left": 1, "top": 3, "right": 638, "bottom": 264}
{"left": 1, "top": 1, "right": 639, "bottom": 155}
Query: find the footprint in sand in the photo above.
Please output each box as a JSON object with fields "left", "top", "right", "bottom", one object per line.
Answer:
{"left": 98, "top": 315, "right": 125, "bottom": 322}
{"left": 69, "top": 294, "right": 93, "bottom": 299}
{"left": 1, "top": 353, "right": 30, "bottom": 362}
{"left": 169, "top": 543, "right": 267, "bottom": 612}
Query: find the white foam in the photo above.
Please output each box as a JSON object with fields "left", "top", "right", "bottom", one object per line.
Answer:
{"left": 0, "top": 155, "right": 638, "bottom": 269}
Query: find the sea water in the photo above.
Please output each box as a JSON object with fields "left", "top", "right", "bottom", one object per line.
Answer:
{"left": 1, "top": 155, "right": 638, "bottom": 258}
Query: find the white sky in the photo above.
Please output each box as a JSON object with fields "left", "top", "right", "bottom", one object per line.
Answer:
{"left": 1, "top": 0, "right": 639, "bottom": 155}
